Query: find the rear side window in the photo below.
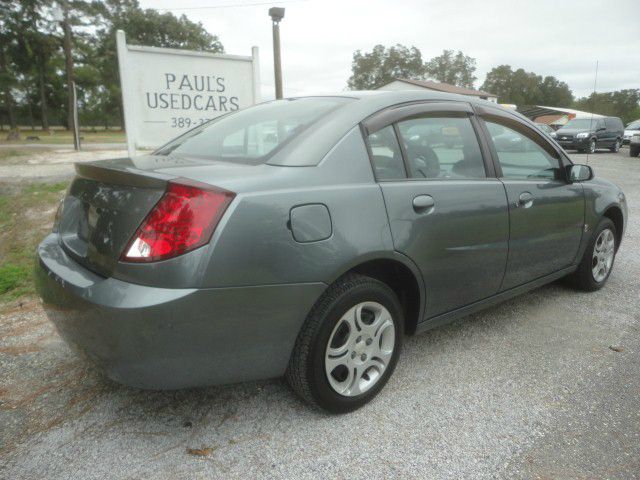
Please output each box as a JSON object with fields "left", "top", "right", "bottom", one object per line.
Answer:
{"left": 485, "top": 120, "right": 562, "bottom": 180}
{"left": 367, "top": 125, "right": 406, "bottom": 180}
{"left": 605, "top": 117, "right": 623, "bottom": 130}
{"left": 155, "top": 97, "right": 353, "bottom": 164}
{"left": 396, "top": 116, "right": 486, "bottom": 179}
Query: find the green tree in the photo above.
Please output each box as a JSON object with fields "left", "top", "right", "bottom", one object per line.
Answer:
{"left": 425, "top": 49, "right": 477, "bottom": 89}
{"left": 0, "top": 0, "right": 19, "bottom": 130}
{"left": 0, "top": 0, "right": 225, "bottom": 131}
{"left": 348, "top": 44, "right": 426, "bottom": 90}
{"left": 92, "top": 0, "right": 225, "bottom": 128}
{"left": 11, "top": 0, "right": 64, "bottom": 131}
{"left": 573, "top": 89, "right": 640, "bottom": 124}
{"left": 481, "top": 65, "right": 573, "bottom": 106}
{"left": 538, "top": 75, "right": 573, "bottom": 107}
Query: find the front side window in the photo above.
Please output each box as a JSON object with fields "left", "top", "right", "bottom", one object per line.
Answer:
{"left": 396, "top": 116, "right": 486, "bottom": 179}
{"left": 367, "top": 125, "right": 406, "bottom": 180}
{"left": 485, "top": 120, "right": 562, "bottom": 180}
{"left": 155, "top": 97, "right": 353, "bottom": 164}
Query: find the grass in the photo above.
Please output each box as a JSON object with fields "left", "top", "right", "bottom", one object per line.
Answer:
{"left": 0, "top": 181, "right": 69, "bottom": 304}
{"left": 0, "top": 148, "right": 45, "bottom": 166}
{"left": 0, "top": 128, "right": 125, "bottom": 145}
{"left": 0, "top": 148, "right": 32, "bottom": 159}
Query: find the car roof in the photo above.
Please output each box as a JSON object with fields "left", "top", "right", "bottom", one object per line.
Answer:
{"left": 269, "top": 90, "right": 528, "bottom": 167}
{"left": 287, "top": 89, "right": 491, "bottom": 105}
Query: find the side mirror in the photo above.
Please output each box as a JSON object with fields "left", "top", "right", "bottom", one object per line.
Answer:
{"left": 567, "top": 164, "right": 594, "bottom": 183}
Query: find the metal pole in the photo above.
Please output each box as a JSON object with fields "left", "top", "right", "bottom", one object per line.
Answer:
{"left": 272, "top": 21, "right": 283, "bottom": 99}
{"left": 116, "top": 30, "right": 136, "bottom": 158}
{"left": 61, "top": 0, "right": 77, "bottom": 148}
{"left": 72, "top": 81, "right": 80, "bottom": 151}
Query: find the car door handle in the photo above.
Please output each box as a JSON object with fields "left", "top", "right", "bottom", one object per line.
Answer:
{"left": 517, "top": 192, "right": 534, "bottom": 209}
{"left": 413, "top": 194, "right": 435, "bottom": 212}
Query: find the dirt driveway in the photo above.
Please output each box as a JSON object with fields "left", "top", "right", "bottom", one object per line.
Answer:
{"left": 1, "top": 150, "right": 639, "bottom": 479}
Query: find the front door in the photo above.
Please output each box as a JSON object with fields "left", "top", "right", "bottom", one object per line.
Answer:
{"left": 364, "top": 103, "right": 509, "bottom": 319}
{"left": 480, "top": 111, "right": 585, "bottom": 290}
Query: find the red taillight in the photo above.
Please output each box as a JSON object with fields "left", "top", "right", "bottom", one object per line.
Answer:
{"left": 121, "top": 179, "right": 235, "bottom": 262}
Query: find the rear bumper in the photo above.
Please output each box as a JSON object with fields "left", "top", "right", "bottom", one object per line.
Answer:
{"left": 36, "top": 234, "right": 326, "bottom": 389}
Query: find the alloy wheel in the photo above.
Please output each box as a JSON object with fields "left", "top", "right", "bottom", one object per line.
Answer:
{"left": 325, "top": 301, "right": 395, "bottom": 397}
{"left": 589, "top": 139, "right": 596, "bottom": 154}
{"left": 592, "top": 228, "right": 615, "bottom": 282}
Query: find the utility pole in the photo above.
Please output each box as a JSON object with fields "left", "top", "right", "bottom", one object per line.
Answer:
{"left": 60, "top": 1, "right": 79, "bottom": 150}
{"left": 268, "top": 7, "right": 285, "bottom": 99}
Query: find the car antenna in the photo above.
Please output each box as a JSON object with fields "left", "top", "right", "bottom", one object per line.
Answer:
{"left": 586, "top": 60, "right": 599, "bottom": 165}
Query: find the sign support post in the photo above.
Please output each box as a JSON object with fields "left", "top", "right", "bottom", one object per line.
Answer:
{"left": 116, "top": 30, "right": 136, "bottom": 158}
{"left": 71, "top": 81, "right": 80, "bottom": 151}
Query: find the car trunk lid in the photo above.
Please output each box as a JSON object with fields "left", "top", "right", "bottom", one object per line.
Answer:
{"left": 58, "top": 159, "right": 173, "bottom": 277}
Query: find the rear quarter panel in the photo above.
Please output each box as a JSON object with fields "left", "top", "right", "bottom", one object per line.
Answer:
{"left": 200, "top": 127, "right": 396, "bottom": 287}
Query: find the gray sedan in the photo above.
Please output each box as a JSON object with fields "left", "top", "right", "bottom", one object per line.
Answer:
{"left": 36, "top": 91, "right": 627, "bottom": 413}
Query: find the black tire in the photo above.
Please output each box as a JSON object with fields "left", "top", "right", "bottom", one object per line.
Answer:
{"left": 631, "top": 145, "right": 640, "bottom": 157}
{"left": 567, "top": 217, "right": 617, "bottom": 291}
{"left": 286, "top": 274, "right": 403, "bottom": 413}
{"left": 609, "top": 139, "right": 621, "bottom": 153}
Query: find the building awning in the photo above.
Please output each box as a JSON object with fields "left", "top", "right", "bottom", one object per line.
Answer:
{"left": 393, "top": 78, "right": 497, "bottom": 99}
{"left": 517, "top": 105, "right": 604, "bottom": 121}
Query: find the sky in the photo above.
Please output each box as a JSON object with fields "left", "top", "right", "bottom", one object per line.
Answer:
{"left": 139, "top": 0, "right": 639, "bottom": 101}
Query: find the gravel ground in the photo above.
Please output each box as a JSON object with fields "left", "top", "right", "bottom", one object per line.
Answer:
{"left": 1, "top": 149, "right": 639, "bottom": 479}
{"left": 0, "top": 145, "right": 134, "bottom": 184}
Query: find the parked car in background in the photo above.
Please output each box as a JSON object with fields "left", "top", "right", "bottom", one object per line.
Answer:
{"left": 623, "top": 119, "right": 640, "bottom": 145}
{"left": 630, "top": 133, "right": 640, "bottom": 157}
{"left": 35, "top": 92, "right": 627, "bottom": 413}
{"left": 551, "top": 116, "right": 624, "bottom": 153}
{"left": 535, "top": 123, "right": 555, "bottom": 135}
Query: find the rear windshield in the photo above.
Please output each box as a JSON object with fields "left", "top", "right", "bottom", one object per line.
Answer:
{"left": 155, "top": 97, "right": 353, "bottom": 163}
{"left": 626, "top": 120, "right": 640, "bottom": 129}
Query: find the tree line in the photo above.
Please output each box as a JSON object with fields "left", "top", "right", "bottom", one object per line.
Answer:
{"left": 349, "top": 45, "right": 640, "bottom": 124}
{"left": 0, "top": 0, "right": 223, "bottom": 133}
{"left": 2, "top": 6, "right": 639, "bottom": 134}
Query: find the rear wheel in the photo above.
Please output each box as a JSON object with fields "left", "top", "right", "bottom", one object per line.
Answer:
{"left": 610, "top": 139, "right": 621, "bottom": 153}
{"left": 286, "top": 274, "right": 403, "bottom": 413}
{"left": 568, "top": 217, "right": 617, "bottom": 291}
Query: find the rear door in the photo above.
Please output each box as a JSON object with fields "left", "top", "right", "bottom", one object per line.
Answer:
{"left": 595, "top": 118, "right": 608, "bottom": 147}
{"left": 604, "top": 118, "right": 620, "bottom": 146}
{"left": 364, "top": 102, "right": 509, "bottom": 319}
{"left": 476, "top": 105, "right": 584, "bottom": 290}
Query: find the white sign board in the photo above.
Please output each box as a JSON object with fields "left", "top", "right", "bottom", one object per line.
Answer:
{"left": 116, "top": 30, "right": 260, "bottom": 156}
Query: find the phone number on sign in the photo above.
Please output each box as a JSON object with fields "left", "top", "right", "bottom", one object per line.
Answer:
{"left": 170, "top": 117, "right": 214, "bottom": 128}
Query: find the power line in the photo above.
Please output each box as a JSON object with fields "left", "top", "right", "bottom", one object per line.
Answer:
{"left": 155, "top": 0, "right": 309, "bottom": 11}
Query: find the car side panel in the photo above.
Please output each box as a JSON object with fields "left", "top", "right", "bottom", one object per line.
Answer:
{"left": 578, "top": 178, "right": 627, "bottom": 260}
{"left": 200, "top": 127, "right": 396, "bottom": 287}
{"left": 381, "top": 179, "right": 509, "bottom": 318}
{"left": 499, "top": 180, "right": 585, "bottom": 289}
